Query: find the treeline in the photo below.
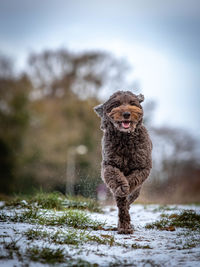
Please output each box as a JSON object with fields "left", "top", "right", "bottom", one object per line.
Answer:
{"left": 0, "top": 49, "right": 199, "bottom": 202}
{"left": 143, "top": 126, "right": 200, "bottom": 203}
{"left": 0, "top": 49, "right": 129, "bottom": 197}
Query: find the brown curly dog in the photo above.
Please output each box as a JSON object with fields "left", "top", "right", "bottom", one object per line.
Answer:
{"left": 94, "top": 91, "right": 152, "bottom": 234}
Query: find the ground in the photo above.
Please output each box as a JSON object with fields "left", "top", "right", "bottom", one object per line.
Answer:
{"left": 0, "top": 193, "right": 200, "bottom": 266}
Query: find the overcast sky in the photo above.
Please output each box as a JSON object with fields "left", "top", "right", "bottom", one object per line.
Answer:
{"left": 0, "top": 0, "right": 200, "bottom": 136}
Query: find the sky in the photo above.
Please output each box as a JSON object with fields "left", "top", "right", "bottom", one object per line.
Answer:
{"left": 0, "top": 0, "right": 200, "bottom": 136}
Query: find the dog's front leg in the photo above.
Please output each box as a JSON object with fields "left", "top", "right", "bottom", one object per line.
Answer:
{"left": 102, "top": 165, "right": 130, "bottom": 197}
{"left": 126, "top": 168, "right": 151, "bottom": 193}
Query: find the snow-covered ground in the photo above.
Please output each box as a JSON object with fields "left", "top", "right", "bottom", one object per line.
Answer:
{"left": 0, "top": 203, "right": 200, "bottom": 267}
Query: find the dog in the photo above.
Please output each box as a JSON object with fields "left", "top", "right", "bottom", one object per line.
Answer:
{"left": 94, "top": 91, "right": 152, "bottom": 234}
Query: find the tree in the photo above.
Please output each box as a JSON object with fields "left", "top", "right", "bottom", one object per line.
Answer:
{"left": 27, "top": 49, "right": 129, "bottom": 99}
{"left": 24, "top": 49, "right": 131, "bottom": 196}
{"left": 0, "top": 48, "right": 137, "bottom": 196}
{"left": 145, "top": 126, "right": 200, "bottom": 203}
{"left": 0, "top": 55, "right": 33, "bottom": 194}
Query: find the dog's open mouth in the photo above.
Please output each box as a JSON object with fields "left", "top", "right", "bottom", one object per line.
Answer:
{"left": 113, "top": 120, "right": 136, "bottom": 132}
{"left": 121, "top": 121, "right": 131, "bottom": 129}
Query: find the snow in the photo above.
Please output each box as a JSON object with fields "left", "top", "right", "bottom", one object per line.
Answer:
{"left": 0, "top": 202, "right": 5, "bottom": 208}
{"left": 0, "top": 204, "right": 200, "bottom": 266}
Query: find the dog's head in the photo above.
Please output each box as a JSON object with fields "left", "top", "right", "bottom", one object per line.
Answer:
{"left": 94, "top": 91, "right": 144, "bottom": 133}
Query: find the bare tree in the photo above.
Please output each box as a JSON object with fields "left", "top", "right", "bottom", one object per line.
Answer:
{"left": 27, "top": 49, "right": 130, "bottom": 100}
{"left": 146, "top": 125, "right": 200, "bottom": 202}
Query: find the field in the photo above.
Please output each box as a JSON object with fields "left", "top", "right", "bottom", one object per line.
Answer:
{"left": 0, "top": 192, "right": 200, "bottom": 266}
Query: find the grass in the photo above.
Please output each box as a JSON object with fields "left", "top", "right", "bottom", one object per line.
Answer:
{"left": 1, "top": 191, "right": 65, "bottom": 210}
{"left": 1, "top": 201, "right": 200, "bottom": 266}
{"left": 63, "top": 195, "right": 103, "bottom": 213}
{"left": 1, "top": 238, "right": 23, "bottom": 261}
{"left": 0, "top": 212, "right": 7, "bottom": 222}
{"left": 152, "top": 205, "right": 178, "bottom": 212}
{"left": 2, "top": 191, "right": 103, "bottom": 212}
{"left": 25, "top": 228, "right": 86, "bottom": 246}
{"left": 27, "top": 246, "right": 66, "bottom": 264}
{"left": 88, "top": 234, "right": 115, "bottom": 246}
{"left": 145, "top": 210, "right": 200, "bottom": 230}
{"left": 25, "top": 228, "right": 49, "bottom": 241}
{"left": 24, "top": 228, "right": 116, "bottom": 247}
{"left": 30, "top": 191, "right": 65, "bottom": 210}
{"left": 0, "top": 208, "right": 104, "bottom": 230}
{"left": 36, "top": 209, "right": 103, "bottom": 230}
{"left": 0, "top": 208, "right": 41, "bottom": 223}
{"left": 1, "top": 237, "right": 100, "bottom": 266}
{"left": 1, "top": 232, "right": 101, "bottom": 265}
{"left": 167, "top": 236, "right": 200, "bottom": 250}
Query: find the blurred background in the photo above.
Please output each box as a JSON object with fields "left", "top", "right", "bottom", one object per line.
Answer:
{"left": 0, "top": 0, "right": 200, "bottom": 203}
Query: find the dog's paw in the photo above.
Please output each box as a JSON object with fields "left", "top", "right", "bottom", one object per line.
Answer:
{"left": 115, "top": 185, "right": 130, "bottom": 197}
{"left": 117, "top": 226, "right": 133, "bottom": 235}
{"left": 117, "top": 221, "right": 133, "bottom": 234}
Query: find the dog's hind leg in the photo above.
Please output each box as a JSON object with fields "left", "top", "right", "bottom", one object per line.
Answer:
{"left": 115, "top": 196, "right": 133, "bottom": 234}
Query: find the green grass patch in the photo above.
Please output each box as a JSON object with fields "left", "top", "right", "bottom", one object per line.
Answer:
{"left": 37, "top": 209, "right": 103, "bottom": 230}
{"left": 24, "top": 228, "right": 116, "bottom": 247}
{"left": 30, "top": 191, "right": 65, "bottom": 210}
{"left": 1, "top": 235, "right": 100, "bottom": 266}
{"left": 0, "top": 208, "right": 41, "bottom": 223}
{"left": 88, "top": 234, "right": 115, "bottom": 246}
{"left": 2, "top": 191, "right": 102, "bottom": 213}
{"left": 152, "top": 205, "right": 178, "bottom": 213}
{"left": 27, "top": 246, "right": 66, "bottom": 264}
{"left": 1, "top": 238, "right": 23, "bottom": 261}
{"left": 2, "top": 191, "right": 66, "bottom": 210}
{"left": 63, "top": 195, "right": 103, "bottom": 213}
{"left": 1, "top": 208, "right": 104, "bottom": 230}
{"left": 25, "top": 228, "right": 49, "bottom": 241}
{"left": 25, "top": 228, "right": 84, "bottom": 246}
{"left": 146, "top": 210, "right": 200, "bottom": 230}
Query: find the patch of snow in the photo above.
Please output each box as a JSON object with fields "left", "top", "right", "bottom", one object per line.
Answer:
{"left": 0, "top": 201, "right": 5, "bottom": 208}
{"left": 0, "top": 204, "right": 200, "bottom": 266}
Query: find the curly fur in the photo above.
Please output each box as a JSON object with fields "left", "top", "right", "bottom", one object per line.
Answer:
{"left": 94, "top": 91, "right": 152, "bottom": 234}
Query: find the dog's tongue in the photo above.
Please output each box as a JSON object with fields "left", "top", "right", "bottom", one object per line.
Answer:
{"left": 122, "top": 122, "right": 130, "bottom": 128}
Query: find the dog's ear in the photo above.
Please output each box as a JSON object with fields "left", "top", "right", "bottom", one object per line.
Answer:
{"left": 137, "top": 94, "right": 144, "bottom": 103}
{"left": 94, "top": 104, "right": 104, "bottom": 117}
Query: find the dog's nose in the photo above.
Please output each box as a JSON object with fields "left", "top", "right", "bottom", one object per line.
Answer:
{"left": 123, "top": 112, "right": 131, "bottom": 119}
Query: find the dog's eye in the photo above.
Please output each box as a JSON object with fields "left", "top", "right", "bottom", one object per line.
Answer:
{"left": 109, "top": 102, "right": 120, "bottom": 111}
{"left": 130, "top": 101, "right": 136, "bottom": 106}
{"left": 113, "top": 102, "right": 121, "bottom": 108}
